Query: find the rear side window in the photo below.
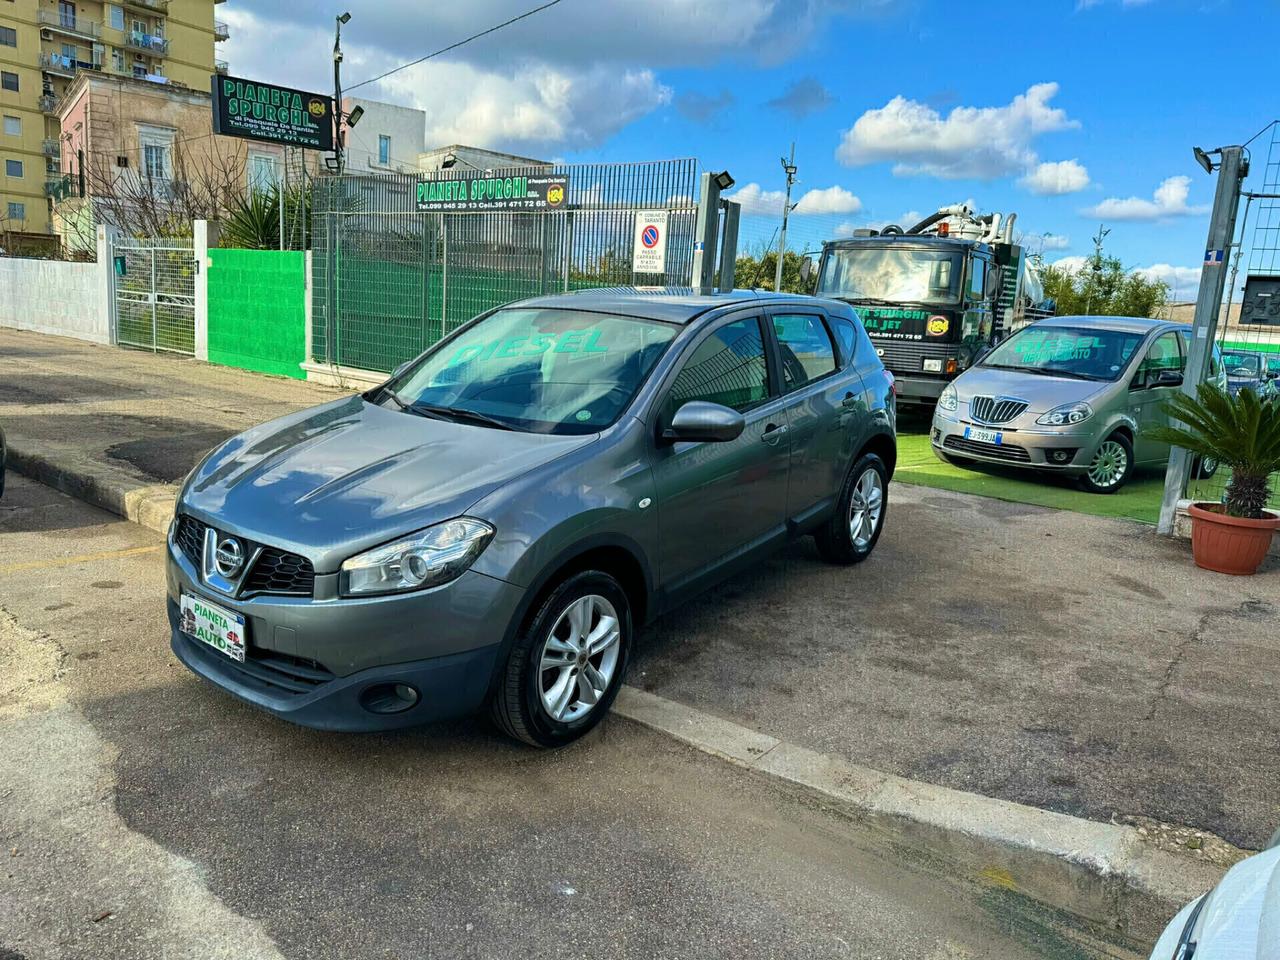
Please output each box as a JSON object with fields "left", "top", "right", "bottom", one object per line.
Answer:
{"left": 668, "top": 317, "right": 770, "bottom": 414}
{"left": 828, "top": 315, "right": 858, "bottom": 365}
{"left": 774, "top": 313, "right": 837, "bottom": 390}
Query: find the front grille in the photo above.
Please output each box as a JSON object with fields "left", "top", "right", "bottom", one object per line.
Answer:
{"left": 174, "top": 515, "right": 207, "bottom": 567}
{"left": 944, "top": 435, "right": 1032, "bottom": 462}
{"left": 181, "top": 632, "right": 334, "bottom": 698}
{"left": 970, "top": 396, "right": 1029, "bottom": 425}
{"left": 245, "top": 548, "right": 315, "bottom": 597}
{"left": 872, "top": 339, "right": 953, "bottom": 374}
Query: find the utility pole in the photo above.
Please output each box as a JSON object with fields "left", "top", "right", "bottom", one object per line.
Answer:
{"left": 774, "top": 143, "right": 797, "bottom": 292}
{"left": 333, "top": 12, "right": 351, "bottom": 174}
{"left": 1084, "top": 223, "right": 1109, "bottom": 315}
{"left": 1157, "top": 144, "right": 1247, "bottom": 535}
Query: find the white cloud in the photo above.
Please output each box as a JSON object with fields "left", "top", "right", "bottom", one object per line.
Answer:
{"left": 793, "top": 185, "right": 862, "bottom": 215}
{"left": 836, "top": 82, "right": 1078, "bottom": 180}
{"left": 1086, "top": 176, "right": 1209, "bottom": 221}
{"left": 1135, "top": 263, "right": 1202, "bottom": 293}
{"left": 863, "top": 210, "right": 923, "bottom": 231}
{"left": 1051, "top": 255, "right": 1091, "bottom": 274}
{"left": 727, "top": 183, "right": 863, "bottom": 216}
{"left": 1039, "top": 233, "right": 1072, "bottom": 251}
{"left": 1020, "top": 159, "right": 1090, "bottom": 195}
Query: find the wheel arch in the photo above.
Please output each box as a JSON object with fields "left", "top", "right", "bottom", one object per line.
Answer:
{"left": 857, "top": 430, "right": 898, "bottom": 480}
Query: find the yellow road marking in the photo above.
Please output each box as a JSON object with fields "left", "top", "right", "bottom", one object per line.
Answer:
{"left": 0, "top": 544, "right": 162, "bottom": 575}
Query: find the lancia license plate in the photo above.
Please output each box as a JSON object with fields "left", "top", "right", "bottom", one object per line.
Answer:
{"left": 180, "top": 593, "right": 246, "bottom": 663}
{"left": 964, "top": 426, "right": 1002, "bottom": 445}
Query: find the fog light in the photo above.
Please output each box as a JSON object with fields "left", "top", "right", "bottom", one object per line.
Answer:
{"left": 360, "top": 682, "right": 420, "bottom": 714}
{"left": 945, "top": 358, "right": 959, "bottom": 374}
{"left": 1048, "top": 449, "right": 1077, "bottom": 464}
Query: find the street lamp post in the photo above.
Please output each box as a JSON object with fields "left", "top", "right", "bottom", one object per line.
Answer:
{"left": 333, "top": 12, "right": 351, "bottom": 174}
{"left": 774, "top": 143, "right": 797, "bottom": 292}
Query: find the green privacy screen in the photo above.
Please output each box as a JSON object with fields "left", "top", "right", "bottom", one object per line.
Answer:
{"left": 207, "top": 249, "right": 307, "bottom": 379}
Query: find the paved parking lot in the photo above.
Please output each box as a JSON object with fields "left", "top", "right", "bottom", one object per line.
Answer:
{"left": 0, "top": 477, "right": 1125, "bottom": 960}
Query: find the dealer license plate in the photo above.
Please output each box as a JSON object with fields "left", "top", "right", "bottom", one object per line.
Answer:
{"left": 180, "top": 593, "right": 246, "bottom": 663}
{"left": 964, "top": 426, "right": 1003, "bottom": 445}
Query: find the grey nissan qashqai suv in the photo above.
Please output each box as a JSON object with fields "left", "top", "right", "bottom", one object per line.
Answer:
{"left": 166, "top": 289, "right": 897, "bottom": 747}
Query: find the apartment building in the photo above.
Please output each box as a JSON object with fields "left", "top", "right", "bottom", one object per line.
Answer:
{"left": 0, "top": 0, "right": 226, "bottom": 249}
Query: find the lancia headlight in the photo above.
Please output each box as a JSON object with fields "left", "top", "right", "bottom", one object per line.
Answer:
{"left": 1036, "top": 402, "right": 1093, "bottom": 426}
{"left": 937, "top": 383, "right": 959, "bottom": 413}
{"left": 341, "top": 518, "right": 495, "bottom": 597}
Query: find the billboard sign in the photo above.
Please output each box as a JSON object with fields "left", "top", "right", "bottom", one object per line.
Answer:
{"left": 415, "top": 174, "right": 570, "bottom": 212}
{"left": 211, "top": 75, "right": 334, "bottom": 151}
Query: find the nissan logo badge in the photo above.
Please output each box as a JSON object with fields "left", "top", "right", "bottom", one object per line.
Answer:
{"left": 214, "top": 537, "right": 245, "bottom": 577}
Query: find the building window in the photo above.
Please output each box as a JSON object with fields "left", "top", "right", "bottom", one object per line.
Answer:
{"left": 5, "top": 159, "right": 24, "bottom": 178}
{"left": 153, "top": 19, "right": 164, "bottom": 38}
{"left": 62, "top": 42, "right": 77, "bottom": 60}
{"left": 109, "top": 5, "right": 125, "bottom": 30}
{"left": 2, "top": 116, "right": 18, "bottom": 137}
{"left": 58, "top": 0, "right": 75, "bottom": 28}
{"left": 7, "top": 201, "right": 25, "bottom": 221}
{"left": 143, "top": 143, "right": 168, "bottom": 180}
{"left": 112, "top": 48, "right": 124, "bottom": 71}
{"left": 379, "top": 135, "right": 391, "bottom": 166}
{"left": 0, "top": 26, "right": 16, "bottom": 47}
{"left": 1, "top": 72, "right": 18, "bottom": 93}
{"left": 249, "top": 153, "right": 278, "bottom": 192}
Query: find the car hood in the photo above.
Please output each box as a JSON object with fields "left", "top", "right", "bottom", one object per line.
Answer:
{"left": 181, "top": 396, "right": 594, "bottom": 570}
{"left": 1147, "top": 846, "right": 1280, "bottom": 960}
{"left": 952, "top": 366, "right": 1109, "bottom": 414}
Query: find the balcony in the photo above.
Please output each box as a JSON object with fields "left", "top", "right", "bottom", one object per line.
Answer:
{"left": 45, "top": 175, "right": 76, "bottom": 201}
{"left": 214, "top": 58, "right": 229, "bottom": 75}
{"left": 38, "top": 93, "right": 60, "bottom": 114}
{"left": 121, "top": 0, "right": 168, "bottom": 12}
{"left": 214, "top": 20, "right": 230, "bottom": 41}
{"left": 125, "top": 31, "right": 169, "bottom": 55}
{"left": 37, "top": 9, "right": 101, "bottom": 39}
{"left": 39, "top": 52, "right": 100, "bottom": 77}
{"left": 42, "top": 138, "right": 61, "bottom": 158}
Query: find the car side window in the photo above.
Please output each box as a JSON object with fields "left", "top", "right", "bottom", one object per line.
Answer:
{"left": 828, "top": 315, "right": 858, "bottom": 366}
{"left": 666, "top": 316, "right": 770, "bottom": 415}
{"left": 968, "top": 258, "right": 986, "bottom": 298}
{"left": 773, "top": 313, "right": 838, "bottom": 391}
{"left": 1134, "top": 332, "right": 1182, "bottom": 388}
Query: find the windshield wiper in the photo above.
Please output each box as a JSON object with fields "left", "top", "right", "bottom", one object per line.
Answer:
{"left": 409, "top": 403, "right": 515, "bottom": 431}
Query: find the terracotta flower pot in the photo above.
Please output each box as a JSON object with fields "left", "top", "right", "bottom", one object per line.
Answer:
{"left": 1187, "top": 503, "right": 1280, "bottom": 576}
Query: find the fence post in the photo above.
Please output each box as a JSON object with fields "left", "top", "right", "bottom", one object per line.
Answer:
{"left": 719, "top": 200, "right": 741, "bottom": 291}
{"left": 304, "top": 249, "right": 314, "bottom": 375}
{"left": 691, "top": 172, "right": 722, "bottom": 295}
{"left": 193, "top": 219, "right": 219, "bottom": 362}
{"left": 95, "top": 223, "right": 119, "bottom": 345}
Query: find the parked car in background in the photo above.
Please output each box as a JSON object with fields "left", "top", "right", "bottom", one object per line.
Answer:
{"left": 1148, "top": 830, "right": 1279, "bottom": 959}
{"left": 931, "top": 316, "right": 1224, "bottom": 493}
{"left": 166, "top": 290, "right": 897, "bottom": 747}
{"left": 1222, "top": 349, "right": 1278, "bottom": 398}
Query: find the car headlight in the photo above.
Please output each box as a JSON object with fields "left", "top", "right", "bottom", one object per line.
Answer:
{"left": 937, "top": 383, "right": 959, "bottom": 413}
{"left": 340, "top": 518, "right": 495, "bottom": 597}
{"left": 1036, "top": 402, "right": 1093, "bottom": 426}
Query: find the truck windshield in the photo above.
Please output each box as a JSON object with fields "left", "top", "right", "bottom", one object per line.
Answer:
{"left": 817, "top": 246, "right": 963, "bottom": 305}
{"left": 1223, "top": 352, "right": 1261, "bottom": 377}
{"left": 980, "top": 326, "right": 1146, "bottom": 382}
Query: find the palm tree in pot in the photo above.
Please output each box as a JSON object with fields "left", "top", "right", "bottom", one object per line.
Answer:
{"left": 1148, "top": 383, "right": 1280, "bottom": 575}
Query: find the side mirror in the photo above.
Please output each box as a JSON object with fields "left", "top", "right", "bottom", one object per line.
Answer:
{"left": 664, "top": 401, "right": 745, "bottom": 444}
{"left": 1153, "top": 369, "right": 1184, "bottom": 388}
{"left": 799, "top": 258, "right": 814, "bottom": 284}
{"left": 984, "top": 267, "right": 1001, "bottom": 300}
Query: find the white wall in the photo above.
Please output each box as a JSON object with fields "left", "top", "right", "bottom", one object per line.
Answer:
{"left": 0, "top": 258, "right": 108, "bottom": 344}
{"left": 341, "top": 98, "right": 426, "bottom": 175}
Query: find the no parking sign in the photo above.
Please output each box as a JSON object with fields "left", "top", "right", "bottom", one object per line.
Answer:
{"left": 632, "top": 210, "right": 669, "bottom": 275}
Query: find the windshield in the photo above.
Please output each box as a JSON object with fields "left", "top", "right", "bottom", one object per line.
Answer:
{"left": 980, "top": 326, "right": 1147, "bottom": 382}
{"left": 386, "top": 308, "right": 677, "bottom": 435}
{"left": 1223, "top": 352, "right": 1262, "bottom": 377}
{"left": 818, "top": 246, "right": 963, "bottom": 304}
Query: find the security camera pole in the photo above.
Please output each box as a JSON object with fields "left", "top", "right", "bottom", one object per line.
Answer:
{"left": 1157, "top": 144, "right": 1246, "bottom": 536}
{"left": 775, "top": 143, "right": 797, "bottom": 292}
{"left": 333, "top": 12, "right": 351, "bottom": 174}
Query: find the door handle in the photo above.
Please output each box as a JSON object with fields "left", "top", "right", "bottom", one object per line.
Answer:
{"left": 761, "top": 423, "right": 788, "bottom": 444}
{"left": 841, "top": 393, "right": 858, "bottom": 408}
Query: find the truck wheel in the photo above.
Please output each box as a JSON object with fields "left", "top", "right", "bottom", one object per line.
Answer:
{"left": 816, "top": 453, "right": 888, "bottom": 564}
{"left": 490, "top": 570, "right": 631, "bottom": 748}
{"left": 1078, "top": 433, "right": 1133, "bottom": 494}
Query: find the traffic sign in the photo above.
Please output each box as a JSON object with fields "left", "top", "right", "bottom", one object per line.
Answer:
{"left": 632, "top": 210, "right": 669, "bottom": 275}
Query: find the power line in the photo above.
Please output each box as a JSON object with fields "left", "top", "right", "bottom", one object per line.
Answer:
{"left": 346, "top": 0, "right": 564, "bottom": 93}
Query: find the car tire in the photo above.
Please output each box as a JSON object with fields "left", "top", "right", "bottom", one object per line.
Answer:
{"left": 1078, "top": 432, "right": 1134, "bottom": 495}
{"left": 815, "top": 452, "right": 888, "bottom": 565}
{"left": 490, "top": 570, "right": 631, "bottom": 749}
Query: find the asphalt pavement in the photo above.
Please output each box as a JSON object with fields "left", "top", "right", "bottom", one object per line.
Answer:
{"left": 0, "top": 476, "right": 1131, "bottom": 960}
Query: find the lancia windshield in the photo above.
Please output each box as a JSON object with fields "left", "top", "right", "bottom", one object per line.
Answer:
{"left": 817, "top": 246, "right": 963, "bottom": 305}
{"left": 980, "top": 326, "right": 1148, "bottom": 382}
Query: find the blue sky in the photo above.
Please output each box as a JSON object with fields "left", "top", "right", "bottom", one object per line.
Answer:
{"left": 227, "top": 0, "right": 1278, "bottom": 298}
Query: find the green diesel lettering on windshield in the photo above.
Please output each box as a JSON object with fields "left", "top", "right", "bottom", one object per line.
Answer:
{"left": 448, "top": 330, "right": 609, "bottom": 365}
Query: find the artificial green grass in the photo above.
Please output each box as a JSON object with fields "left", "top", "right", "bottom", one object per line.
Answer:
{"left": 893, "top": 430, "right": 1167, "bottom": 524}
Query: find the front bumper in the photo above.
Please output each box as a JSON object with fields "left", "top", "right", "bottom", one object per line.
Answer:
{"left": 929, "top": 412, "right": 1098, "bottom": 474}
{"left": 165, "top": 538, "right": 524, "bottom": 731}
{"left": 891, "top": 375, "right": 949, "bottom": 404}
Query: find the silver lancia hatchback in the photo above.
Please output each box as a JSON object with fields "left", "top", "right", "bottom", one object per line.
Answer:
{"left": 931, "top": 316, "right": 1224, "bottom": 493}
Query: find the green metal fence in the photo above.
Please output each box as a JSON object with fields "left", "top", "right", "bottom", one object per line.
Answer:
{"left": 310, "top": 159, "right": 700, "bottom": 373}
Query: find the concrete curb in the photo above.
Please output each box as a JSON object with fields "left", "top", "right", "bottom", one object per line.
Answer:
{"left": 614, "top": 687, "right": 1222, "bottom": 945}
{"left": 10, "top": 443, "right": 1224, "bottom": 944}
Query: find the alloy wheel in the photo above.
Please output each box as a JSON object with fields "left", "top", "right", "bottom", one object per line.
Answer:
{"left": 1088, "top": 440, "right": 1128, "bottom": 489}
{"left": 538, "top": 594, "right": 621, "bottom": 723}
{"left": 849, "top": 467, "right": 885, "bottom": 550}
